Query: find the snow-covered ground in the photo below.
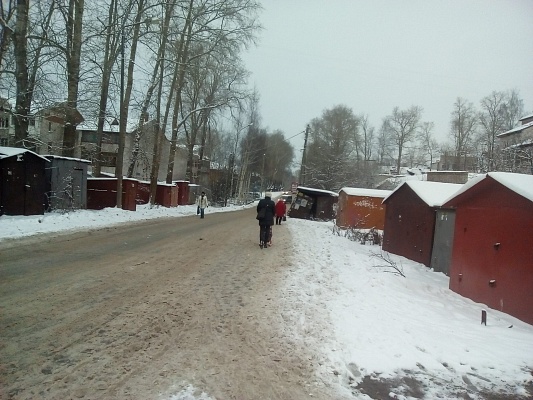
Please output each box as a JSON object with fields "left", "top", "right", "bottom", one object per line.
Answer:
{"left": 1, "top": 202, "right": 532, "bottom": 399}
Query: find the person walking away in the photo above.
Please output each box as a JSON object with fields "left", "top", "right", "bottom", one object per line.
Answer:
{"left": 256, "top": 192, "right": 275, "bottom": 248}
{"left": 197, "top": 191, "right": 209, "bottom": 219}
{"left": 275, "top": 198, "right": 287, "bottom": 225}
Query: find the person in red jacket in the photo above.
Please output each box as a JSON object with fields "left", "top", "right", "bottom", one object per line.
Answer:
{"left": 275, "top": 198, "right": 287, "bottom": 225}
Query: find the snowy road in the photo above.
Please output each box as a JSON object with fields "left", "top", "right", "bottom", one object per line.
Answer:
{"left": 0, "top": 208, "right": 343, "bottom": 399}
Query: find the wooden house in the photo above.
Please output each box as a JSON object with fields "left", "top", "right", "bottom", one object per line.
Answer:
{"left": 442, "top": 172, "right": 533, "bottom": 325}
{"left": 336, "top": 187, "right": 391, "bottom": 230}
{"left": 0, "top": 146, "right": 49, "bottom": 215}
{"left": 382, "top": 181, "right": 462, "bottom": 267}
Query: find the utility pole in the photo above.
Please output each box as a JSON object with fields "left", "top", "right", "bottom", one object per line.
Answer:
{"left": 299, "top": 124, "right": 310, "bottom": 186}
{"left": 115, "top": 30, "right": 126, "bottom": 209}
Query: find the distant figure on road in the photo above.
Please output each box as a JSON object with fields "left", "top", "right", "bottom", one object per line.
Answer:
{"left": 256, "top": 192, "right": 275, "bottom": 249}
{"left": 197, "top": 191, "right": 209, "bottom": 219}
{"left": 275, "top": 198, "right": 287, "bottom": 225}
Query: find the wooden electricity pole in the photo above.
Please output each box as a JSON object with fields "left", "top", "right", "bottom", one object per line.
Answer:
{"left": 298, "top": 124, "right": 310, "bottom": 186}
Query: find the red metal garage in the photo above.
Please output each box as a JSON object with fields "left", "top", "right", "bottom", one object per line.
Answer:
{"left": 336, "top": 187, "right": 390, "bottom": 230}
{"left": 382, "top": 181, "right": 461, "bottom": 267}
{"left": 443, "top": 172, "right": 533, "bottom": 325}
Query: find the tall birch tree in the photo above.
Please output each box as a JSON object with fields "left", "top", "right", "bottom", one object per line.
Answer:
{"left": 382, "top": 105, "right": 422, "bottom": 174}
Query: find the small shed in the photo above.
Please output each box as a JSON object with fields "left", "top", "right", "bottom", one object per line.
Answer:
{"left": 156, "top": 183, "right": 179, "bottom": 207}
{"left": 289, "top": 186, "right": 338, "bottom": 221}
{"left": 443, "top": 172, "right": 533, "bottom": 325}
{"left": 87, "top": 177, "right": 138, "bottom": 211}
{"left": 0, "top": 146, "right": 49, "bottom": 215}
{"left": 336, "top": 187, "right": 391, "bottom": 230}
{"left": 174, "top": 180, "right": 190, "bottom": 205}
{"left": 382, "top": 181, "right": 462, "bottom": 267}
{"left": 136, "top": 180, "right": 151, "bottom": 204}
{"left": 44, "top": 155, "right": 90, "bottom": 211}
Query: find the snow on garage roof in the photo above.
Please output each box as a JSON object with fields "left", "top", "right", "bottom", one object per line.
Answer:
{"left": 44, "top": 154, "right": 91, "bottom": 163}
{"left": 384, "top": 180, "right": 463, "bottom": 207}
{"left": 340, "top": 187, "right": 391, "bottom": 198}
{"left": 297, "top": 186, "right": 338, "bottom": 196}
{"left": 0, "top": 146, "right": 49, "bottom": 161}
{"left": 443, "top": 172, "right": 533, "bottom": 204}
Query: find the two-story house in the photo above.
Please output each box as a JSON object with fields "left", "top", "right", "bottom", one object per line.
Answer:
{"left": 33, "top": 103, "right": 85, "bottom": 156}
{"left": 497, "top": 114, "right": 533, "bottom": 174}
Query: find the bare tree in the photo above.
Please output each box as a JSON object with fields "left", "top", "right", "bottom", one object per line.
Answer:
{"left": 149, "top": 0, "right": 174, "bottom": 205}
{"left": 0, "top": 2, "right": 15, "bottom": 70}
{"left": 169, "top": 0, "right": 260, "bottom": 187}
{"left": 418, "top": 121, "right": 438, "bottom": 169}
{"left": 479, "top": 91, "right": 509, "bottom": 171}
{"left": 91, "top": 0, "right": 147, "bottom": 177}
{"left": 236, "top": 90, "right": 262, "bottom": 200}
{"left": 90, "top": 0, "right": 120, "bottom": 176}
{"left": 58, "top": 0, "right": 85, "bottom": 157}
{"left": 501, "top": 89, "right": 524, "bottom": 130}
{"left": 382, "top": 105, "right": 422, "bottom": 174}
{"left": 376, "top": 124, "right": 393, "bottom": 166}
{"left": 164, "top": 0, "right": 196, "bottom": 184}
{"left": 4, "top": 0, "right": 85, "bottom": 152}
{"left": 449, "top": 97, "right": 477, "bottom": 164}
{"left": 11, "top": 0, "right": 30, "bottom": 148}
{"left": 360, "top": 114, "right": 375, "bottom": 161}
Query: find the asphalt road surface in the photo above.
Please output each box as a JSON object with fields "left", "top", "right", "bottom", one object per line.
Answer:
{"left": 0, "top": 207, "right": 344, "bottom": 400}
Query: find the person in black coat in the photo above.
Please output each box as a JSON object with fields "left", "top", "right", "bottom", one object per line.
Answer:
{"left": 256, "top": 192, "right": 275, "bottom": 248}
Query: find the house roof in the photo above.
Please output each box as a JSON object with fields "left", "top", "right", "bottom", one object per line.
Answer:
{"left": 497, "top": 121, "right": 533, "bottom": 138}
{"left": 36, "top": 102, "right": 85, "bottom": 125}
{"left": 339, "top": 187, "right": 391, "bottom": 198}
{"left": 519, "top": 113, "right": 533, "bottom": 121}
{"left": 383, "top": 180, "right": 462, "bottom": 207}
{"left": 297, "top": 186, "right": 338, "bottom": 197}
{"left": 0, "top": 146, "right": 49, "bottom": 162}
{"left": 443, "top": 172, "right": 533, "bottom": 204}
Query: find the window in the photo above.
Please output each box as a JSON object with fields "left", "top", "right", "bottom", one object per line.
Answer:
{"left": 48, "top": 142, "right": 53, "bottom": 153}
{"left": 48, "top": 122, "right": 52, "bottom": 132}
{"left": 81, "top": 131, "right": 97, "bottom": 143}
{"left": 0, "top": 138, "right": 8, "bottom": 146}
{"left": 0, "top": 116, "right": 9, "bottom": 128}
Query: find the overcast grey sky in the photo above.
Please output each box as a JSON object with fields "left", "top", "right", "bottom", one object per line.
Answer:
{"left": 242, "top": 0, "right": 533, "bottom": 150}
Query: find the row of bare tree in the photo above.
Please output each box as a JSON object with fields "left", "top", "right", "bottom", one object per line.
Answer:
{"left": 302, "top": 89, "right": 527, "bottom": 191}
{"left": 1, "top": 0, "right": 275, "bottom": 204}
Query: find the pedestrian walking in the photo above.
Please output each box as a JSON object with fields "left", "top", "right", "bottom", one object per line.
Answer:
{"left": 256, "top": 192, "right": 275, "bottom": 249}
{"left": 275, "top": 198, "right": 287, "bottom": 225}
{"left": 196, "top": 191, "right": 209, "bottom": 219}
